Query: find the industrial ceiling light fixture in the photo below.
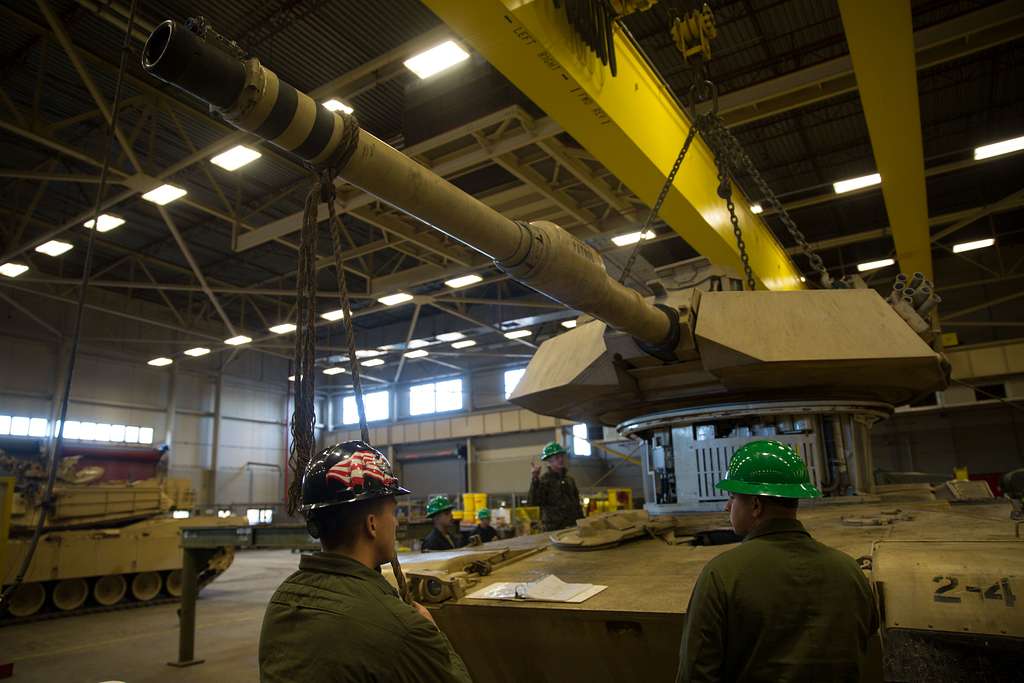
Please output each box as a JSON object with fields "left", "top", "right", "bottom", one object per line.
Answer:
{"left": 974, "top": 135, "right": 1024, "bottom": 161}
{"left": 322, "top": 99, "right": 354, "bottom": 114}
{"left": 750, "top": 204, "right": 763, "bottom": 214}
{"left": 404, "top": 349, "right": 429, "bottom": 358}
{"left": 856, "top": 258, "right": 895, "bottom": 272}
{"left": 35, "top": 240, "right": 73, "bottom": 257}
{"left": 404, "top": 40, "right": 470, "bottom": 79}
{"left": 611, "top": 230, "right": 655, "bottom": 247}
{"left": 378, "top": 292, "right": 414, "bottom": 306}
{"left": 210, "top": 144, "right": 262, "bottom": 171}
{"left": 321, "top": 308, "right": 345, "bottom": 321}
{"left": 952, "top": 238, "right": 995, "bottom": 254}
{"left": 322, "top": 367, "right": 345, "bottom": 375}
{"left": 444, "top": 274, "right": 483, "bottom": 289}
{"left": 0, "top": 263, "right": 29, "bottom": 278}
{"left": 436, "top": 331, "right": 465, "bottom": 342}
{"left": 184, "top": 347, "right": 210, "bottom": 357}
{"left": 355, "top": 349, "right": 383, "bottom": 358}
{"left": 504, "top": 329, "right": 533, "bottom": 339}
{"left": 147, "top": 357, "right": 173, "bottom": 367}
{"left": 224, "top": 335, "right": 252, "bottom": 345}
{"left": 833, "top": 173, "right": 881, "bottom": 194}
{"left": 83, "top": 214, "right": 125, "bottom": 232}
{"left": 407, "top": 339, "right": 429, "bottom": 349}
{"left": 141, "top": 183, "right": 187, "bottom": 205}
{"left": 361, "top": 358, "right": 385, "bottom": 367}
{"left": 269, "top": 323, "right": 297, "bottom": 334}
{"left": 561, "top": 320, "right": 577, "bottom": 329}
{"left": 451, "top": 340, "right": 476, "bottom": 349}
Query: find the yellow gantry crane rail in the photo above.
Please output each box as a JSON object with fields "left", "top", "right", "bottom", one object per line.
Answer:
{"left": 422, "top": 0, "right": 803, "bottom": 290}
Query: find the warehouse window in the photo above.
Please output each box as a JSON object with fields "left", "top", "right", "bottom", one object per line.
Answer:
{"left": 504, "top": 368, "right": 526, "bottom": 399}
{"left": 409, "top": 378, "right": 463, "bottom": 416}
{"left": 342, "top": 390, "right": 390, "bottom": 424}
{"left": 54, "top": 420, "right": 155, "bottom": 444}
{"left": 573, "top": 424, "right": 592, "bottom": 456}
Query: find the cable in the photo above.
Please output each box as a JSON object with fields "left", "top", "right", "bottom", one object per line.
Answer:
{"left": 0, "top": 0, "right": 139, "bottom": 613}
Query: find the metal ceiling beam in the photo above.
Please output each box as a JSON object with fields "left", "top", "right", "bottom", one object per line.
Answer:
{"left": 719, "top": 0, "right": 1024, "bottom": 127}
{"left": 839, "top": 0, "right": 932, "bottom": 280}
{"left": 424, "top": 0, "right": 801, "bottom": 290}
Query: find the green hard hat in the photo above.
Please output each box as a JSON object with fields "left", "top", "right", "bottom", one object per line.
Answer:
{"left": 476, "top": 507, "right": 491, "bottom": 520}
{"left": 541, "top": 441, "right": 567, "bottom": 460}
{"left": 426, "top": 495, "right": 454, "bottom": 517}
{"left": 716, "top": 440, "right": 823, "bottom": 499}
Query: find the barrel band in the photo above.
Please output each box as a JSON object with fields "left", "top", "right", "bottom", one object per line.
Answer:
{"left": 254, "top": 79, "right": 298, "bottom": 141}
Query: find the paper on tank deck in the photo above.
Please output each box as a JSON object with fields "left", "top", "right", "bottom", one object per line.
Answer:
{"left": 466, "top": 574, "right": 608, "bottom": 603}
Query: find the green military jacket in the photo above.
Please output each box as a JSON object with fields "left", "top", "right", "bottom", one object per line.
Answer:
{"left": 677, "top": 518, "right": 879, "bottom": 683}
{"left": 259, "top": 552, "right": 472, "bottom": 683}
{"left": 528, "top": 469, "right": 583, "bottom": 531}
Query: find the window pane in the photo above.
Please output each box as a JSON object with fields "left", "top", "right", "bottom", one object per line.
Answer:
{"left": 10, "top": 416, "right": 30, "bottom": 436}
{"left": 62, "top": 420, "right": 80, "bottom": 439}
{"left": 110, "top": 424, "right": 126, "bottom": 442}
{"left": 342, "top": 396, "right": 357, "bottom": 425}
{"left": 260, "top": 509, "right": 274, "bottom": 524}
{"left": 246, "top": 509, "right": 260, "bottom": 525}
{"left": 504, "top": 368, "right": 526, "bottom": 399}
{"left": 435, "top": 379, "right": 463, "bottom": 412}
{"left": 409, "top": 383, "right": 436, "bottom": 416}
{"left": 138, "top": 427, "right": 154, "bottom": 444}
{"left": 28, "top": 418, "right": 47, "bottom": 437}
{"left": 365, "top": 391, "right": 389, "bottom": 422}
{"left": 124, "top": 425, "right": 139, "bottom": 443}
{"left": 0, "top": 415, "right": 11, "bottom": 435}
{"left": 573, "top": 423, "right": 591, "bottom": 456}
{"left": 79, "top": 422, "right": 97, "bottom": 440}
{"left": 95, "top": 423, "right": 112, "bottom": 442}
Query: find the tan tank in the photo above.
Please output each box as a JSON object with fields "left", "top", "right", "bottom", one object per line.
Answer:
{"left": 139, "top": 19, "right": 1021, "bottom": 680}
{"left": 1, "top": 453, "right": 243, "bottom": 620}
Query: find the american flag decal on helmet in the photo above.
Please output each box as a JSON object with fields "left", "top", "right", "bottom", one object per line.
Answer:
{"left": 326, "top": 450, "right": 396, "bottom": 489}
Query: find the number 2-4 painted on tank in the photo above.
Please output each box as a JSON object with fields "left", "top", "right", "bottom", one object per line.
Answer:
{"left": 932, "top": 576, "right": 1017, "bottom": 607}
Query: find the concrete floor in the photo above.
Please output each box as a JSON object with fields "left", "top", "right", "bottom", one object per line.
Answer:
{"left": 3, "top": 550, "right": 300, "bottom": 683}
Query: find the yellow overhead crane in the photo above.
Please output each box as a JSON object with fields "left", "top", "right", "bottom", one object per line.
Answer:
{"left": 421, "top": 0, "right": 804, "bottom": 291}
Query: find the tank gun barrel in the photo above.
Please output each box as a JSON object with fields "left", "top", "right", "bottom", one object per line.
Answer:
{"left": 142, "top": 20, "right": 676, "bottom": 351}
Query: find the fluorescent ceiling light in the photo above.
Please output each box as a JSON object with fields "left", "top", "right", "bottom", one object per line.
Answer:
{"left": 404, "top": 349, "right": 428, "bottom": 358}
{"left": 952, "top": 238, "right": 995, "bottom": 254}
{"left": 355, "top": 349, "right": 383, "bottom": 358}
{"left": 361, "top": 358, "right": 385, "bottom": 367}
{"left": 142, "top": 183, "right": 187, "bottom": 205}
{"left": 0, "top": 263, "right": 29, "bottom": 278}
{"left": 445, "top": 274, "right": 483, "bottom": 289}
{"left": 147, "top": 357, "right": 173, "bottom": 367}
{"left": 750, "top": 204, "right": 763, "bottom": 215}
{"left": 288, "top": 375, "right": 297, "bottom": 382}
{"left": 83, "top": 214, "right": 125, "bottom": 232}
{"left": 184, "top": 347, "right": 210, "bottom": 357}
{"left": 404, "top": 40, "right": 470, "bottom": 79}
{"left": 378, "top": 292, "right": 413, "bottom": 306}
{"left": 799, "top": 276, "right": 806, "bottom": 283}
{"left": 856, "top": 258, "right": 895, "bottom": 272}
{"left": 451, "top": 340, "right": 476, "bottom": 349}
{"left": 407, "top": 339, "right": 429, "bottom": 349}
{"left": 35, "top": 240, "right": 73, "bottom": 257}
{"left": 322, "top": 367, "right": 345, "bottom": 375}
{"left": 833, "top": 173, "right": 881, "bottom": 194}
{"left": 974, "top": 135, "right": 1024, "bottom": 161}
{"left": 321, "top": 308, "right": 346, "bottom": 321}
{"left": 436, "top": 331, "right": 464, "bottom": 342}
{"left": 224, "top": 335, "right": 252, "bottom": 346}
{"left": 269, "top": 323, "right": 296, "bottom": 334}
{"left": 504, "top": 329, "right": 533, "bottom": 339}
{"left": 561, "top": 320, "right": 577, "bottom": 329}
{"left": 611, "top": 230, "right": 655, "bottom": 247}
{"left": 322, "top": 99, "right": 354, "bottom": 114}
{"left": 210, "top": 144, "right": 262, "bottom": 171}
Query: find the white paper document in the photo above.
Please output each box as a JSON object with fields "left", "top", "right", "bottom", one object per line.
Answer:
{"left": 465, "top": 574, "right": 608, "bottom": 603}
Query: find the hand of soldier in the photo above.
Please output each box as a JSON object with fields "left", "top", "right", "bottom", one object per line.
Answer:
{"left": 531, "top": 459, "right": 541, "bottom": 480}
{"left": 412, "top": 601, "right": 437, "bottom": 627}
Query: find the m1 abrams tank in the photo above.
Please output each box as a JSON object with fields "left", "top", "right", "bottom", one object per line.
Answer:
{"left": 140, "top": 19, "right": 1023, "bottom": 681}
{"left": 1, "top": 449, "right": 243, "bottom": 622}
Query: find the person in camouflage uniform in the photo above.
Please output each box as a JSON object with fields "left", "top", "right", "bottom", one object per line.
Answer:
{"left": 528, "top": 441, "right": 584, "bottom": 531}
{"left": 259, "top": 441, "right": 472, "bottom": 683}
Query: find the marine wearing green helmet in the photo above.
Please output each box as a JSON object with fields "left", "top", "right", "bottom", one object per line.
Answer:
{"left": 540, "top": 441, "right": 568, "bottom": 460}
{"left": 676, "top": 440, "right": 878, "bottom": 682}
{"left": 473, "top": 507, "right": 498, "bottom": 544}
{"left": 421, "top": 495, "right": 462, "bottom": 552}
{"left": 529, "top": 440, "right": 583, "bottom": 531}
{"left": 425, "top": 495, "right": 455, "bottom": 517}
{"left": 476, "top": 507, "right": 491, "bottom": 520}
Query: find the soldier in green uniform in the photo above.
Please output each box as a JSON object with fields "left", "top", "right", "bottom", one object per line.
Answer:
{"left": 258, "top": 441, "right": 472, "bottom": 682}
{"left": 677, "top": 440, "right": 880, "bottom": 683}
{"left": 421, "top": 495, "right": 463, "bottom": 552}
{"left": 528, "top": 441, "right": 584, "bottom": 531}
{"left": 472, "top": 508, "right": 499, "bottom": 543}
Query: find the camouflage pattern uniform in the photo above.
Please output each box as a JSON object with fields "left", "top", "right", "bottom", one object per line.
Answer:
{"left": 528, "top": 469, "right": 583, "bottom": 531}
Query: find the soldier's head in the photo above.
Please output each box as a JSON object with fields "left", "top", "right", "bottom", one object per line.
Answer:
{"left": 541, "top": 441, "right": 568, "bottom": 473}
{"left": 477, "top": 508, "right": 492, "bottom": 528}
{"left": 716, "top": 440, "right": 822, "bottom": 536}
{"left": 301, "top": 441, "right": 409, "bottom": 567}
{"left": 426, "top": 495, "right": 454, "bottom": 530}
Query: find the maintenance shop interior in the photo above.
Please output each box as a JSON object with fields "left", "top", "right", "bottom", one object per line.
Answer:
{"left": 0, "top": 1, "right": 1022, "bottom": 682}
